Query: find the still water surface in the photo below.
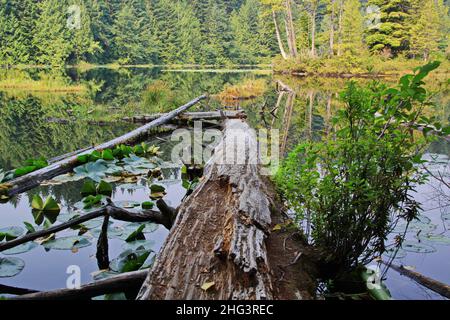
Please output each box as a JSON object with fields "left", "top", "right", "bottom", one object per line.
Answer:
{"left": 0, "top": 67, "right": 448, "bottom": 299}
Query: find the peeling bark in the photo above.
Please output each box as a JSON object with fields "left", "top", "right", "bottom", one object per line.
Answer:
{"left": 138, "top": 119, "right": 317, "bottom": 300}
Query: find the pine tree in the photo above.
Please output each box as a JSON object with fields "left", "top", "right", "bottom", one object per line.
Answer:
{"left": 339, "top": 0, "right": 364, "bottom": 56}
{"left": 409, "top": 0, "right": 448, "bottom": 60}
{"left": 33, "top": 0, "right": 73, "bottom": 66}
{"left": 366, "top": 0, "right": 413, "bottom": 56}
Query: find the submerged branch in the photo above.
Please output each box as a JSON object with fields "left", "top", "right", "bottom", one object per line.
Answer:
{"left": 10, "top": 270, "right": 148, "bottom": 300}
{"left": 0, "top": 202, "right": 175, "bottom": 253}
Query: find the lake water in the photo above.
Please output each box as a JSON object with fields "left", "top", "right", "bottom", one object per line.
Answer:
{"left": 0, "top": 67, "right": 448, "bottom": 299}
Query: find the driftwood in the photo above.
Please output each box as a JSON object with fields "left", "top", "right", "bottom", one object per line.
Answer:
{"left": 2, "top": 95, "right": 206, "bottom": 197}
{"left": 137, "top": 119, "right": 317, "bottom": 300}
{"left": 382, "top": 260, "right": 450, "bottom": 299}
{"left": 122, "top": 110, "right": 246, "bottom": 124}
{"left": 0, "top": 200, "right": 174, "bottom": 253}
{"left": 0, "top": 284, "right": 38, "bottom": 295}
{"left": 11, "top": 270, "right": 148, "bottom": 300}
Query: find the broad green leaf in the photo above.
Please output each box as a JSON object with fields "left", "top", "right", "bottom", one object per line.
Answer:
{"left": 31, "top": 194, "right": 43, "bottom": 210}
{"left": 97, "top": 180, "right": 113, "bottom": 196}
{"left": 141, "top": 201, "right": 154, "bottom": 209}
{"left": 81, "top": 180, "right": 97, "bottom": 197}
{"left": 125, "top": 224, "right": 146, "bottom": 242}
{"left": 43, "top": 196, "right": 60, "bottom": 213}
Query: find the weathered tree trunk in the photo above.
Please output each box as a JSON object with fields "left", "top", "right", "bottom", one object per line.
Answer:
{"left": 285, "top": 0, "right": 298, "bottom": 58}
{"left": 337, "top": 0, "right": 344, "bottom": 56}
{"left": 310, "top": 6, "right": 317, "bottom": 57}
{"left": 138, "top": 119, "right": 317, "bottom": 300}
{"left": 329, "top": 0, "right": 336, "bottom": 55}
{"left": 1, "top": 96, "right": 206, "bottom": 197}
{"left": 272, "top": 9, "right": 289, "bottom": 60}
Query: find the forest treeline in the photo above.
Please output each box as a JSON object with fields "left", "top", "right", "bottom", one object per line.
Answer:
{"left": 0, "top": 0, "right": 449, "bottom": 67}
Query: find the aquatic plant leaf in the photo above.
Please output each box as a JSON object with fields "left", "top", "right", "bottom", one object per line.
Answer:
{"left": 125, "top": 225, "right": 146, "bottom": 242}
{"left": 401, "top": 241, "right": 436, "bottom": 253}
{"left": 114, "top": 200, "right": 141, "bottom": 209}
{"left": 417, "top": 234, "right": 450, "bottom": 245}
{"left": 383, "top": 247, "right": 407, "bottom": 260}
{"left": 110, "top": 249, "right": 150, "bottom": 273}
{"left": 119, "top": 183, "right": 145, "bottom": 190}
{"left": 96, "top": 180, "right": 113, "bottom": 196}
{"left": 141, "top": 201, "right": 154, "bottom": 209}
{"left": 42, "top": 236, "right": 91, "bottom": 251}
{"left": 43, "top": 196, "right": 60, "bottom": 213}
{"left": 31, "top": 194, "right": 43, "bottom": 210}
{"left": 121, "top": 240, "right": 155, "bottom": 252}
{"left": 14, "top": 165, "right": 37, "bottom": 177}
{"left": 0, "top": 226, "right": 24, "bottom": 241}
{"left": 0, "top": 257, "right": 25, "bottom": 277}
{"left": 81, "top": 180, "right": 97, "bottom": 197}
{"left": 73, "top": 160, "right": 109, "bottom": 182}
{"left": 150, "top": 184, "right": 165, "bottom": 193}
{"left": 3, "top": 242, "right": 38, "bottom": 255}
{"left": 101, "top": 149, "right": 114, "bottom": 161}
{"left": 89, "top": 225, "right": 123, "bottom": 239}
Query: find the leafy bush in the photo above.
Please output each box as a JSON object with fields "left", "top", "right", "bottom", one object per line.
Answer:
{"left": 275, "top": 62, "right": 446, "bottom": 273}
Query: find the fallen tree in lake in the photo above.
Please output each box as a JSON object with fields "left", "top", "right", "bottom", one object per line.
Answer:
{"left": 0, "top": 95, "right": 206, "bottom": 198}
{"left": 137, "top": 119, "right": 318, "bottom": 300}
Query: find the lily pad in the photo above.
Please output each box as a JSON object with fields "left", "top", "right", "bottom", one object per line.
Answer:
{"left": 89, "top": 225, "right": 124, "bottom": 239}
{"left": 73, "top": 160, "right": 109, "bottom": 182}
{"left": 121, "top": 240, "right": 155, "bottom": 252}
{"left": 0, "top": 257, "right": 25, "bottom": 277}
{"left": 119, "top": 183, "right": 146, "bottom": 190}
{"left": 42, "top": 236, "right": 91, "bottom": 251}
{"left": 417, "top": 234, "right": 450, "bottom": 245}
{"left": 383, "top": 247, "right": 407, "bottom": 259}
{"left": 114, "top": 200, "right": 141, "bottom": 210}
{"left": 401, "top": 241, "right": 436, "bottom": 253}
{"left": 0, "top": 226, "right": 24, "bottom": 241}
{"left": 124, "top": 222, "right": 158, "bottom": 234}
{"left": 109, "top": 248, "right": 150, "bottom": 273}
{"left": 3, "top": 242, "right": 38, "bottom": 255}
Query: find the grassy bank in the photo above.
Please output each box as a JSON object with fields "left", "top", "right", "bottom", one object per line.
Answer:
{"left": 273, "top": 55, "right": 450, "bottom": 77}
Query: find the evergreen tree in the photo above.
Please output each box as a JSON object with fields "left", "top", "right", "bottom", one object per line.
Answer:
{"left": 366, "top": 0, "right": 413, "bottom": 56}
{"left": 409, "top": 0, "right": 448, "bottom": 60}
{"left": 339, "top": 0, "right": 364, "bottom": 56}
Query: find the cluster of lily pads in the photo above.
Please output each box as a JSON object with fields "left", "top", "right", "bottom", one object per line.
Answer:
{"left": 0, "top": 157, "right": 48, "bottom": 184}
{"left": 0, "top": 144, "right": 168, "bottom": 281}
{"left": 384, "top": 213, "right": 450, "bottom": 260}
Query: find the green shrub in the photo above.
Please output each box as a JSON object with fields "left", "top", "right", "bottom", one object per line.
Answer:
{"left": 275, "top": 62, "right": 446, "bottom": 273}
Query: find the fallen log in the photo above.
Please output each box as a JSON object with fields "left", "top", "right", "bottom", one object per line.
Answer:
{"left": 0, "top": 284, "right": 38, "bottom": 295}
{"left": 0, "top": 201, "right": 173, "bottom": 253}
{"left": 2, "top": 95, "right": 206, "bottom": 197}
{"left": 122, "top": 110, "right": 246, "bottom": 124}
{"left": 11, "top": 270, "right": 148, "bottom": 300}
{"left": 137, "top": 119, "right": 318, "bottom": 300}
{"left": 382, "top": 260, "right": 450, "bottom": 299}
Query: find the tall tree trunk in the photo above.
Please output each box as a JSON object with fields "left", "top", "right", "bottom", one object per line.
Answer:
{"left": 337, "top": 0, "right": 344, "bottom": 56}
{"left": 311, "top": 7, "right": 317, "bottom": 57}
{"left": 285, "top": 0, "right": 298, "bottom": 57}
{"left": 272, "top": 9, "right": 289, "bottom": 60}
{"left": 329, "top": 0, "right": 336, "bottom": 56}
